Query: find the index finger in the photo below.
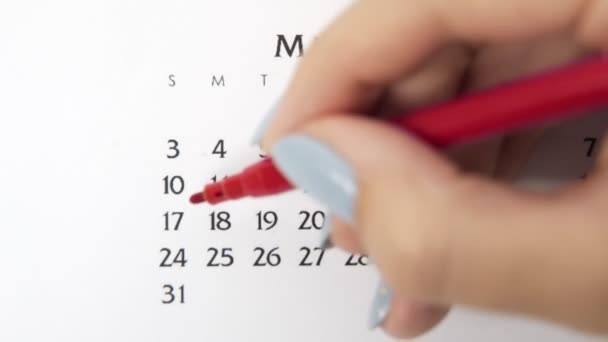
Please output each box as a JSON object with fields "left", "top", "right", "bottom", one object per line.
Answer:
{"left": 258, "top": 0, "right": 606, "bottom": 148}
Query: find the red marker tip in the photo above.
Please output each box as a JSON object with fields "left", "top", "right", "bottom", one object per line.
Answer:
{"left": 189, "top": 192, "right": 206, "bottom": 204}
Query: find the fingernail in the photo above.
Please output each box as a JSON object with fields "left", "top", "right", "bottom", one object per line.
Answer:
{"left": 318, "top": 219, "right": 333, "bottom": 249}
{"left": 271, "top": 134, "right": 357, "bottom": 223}
{"left": 250, "top": 102, "right": 278, "bottom": 145}
{"left": 368, "top": 281, "right": 393, "bottom": 329}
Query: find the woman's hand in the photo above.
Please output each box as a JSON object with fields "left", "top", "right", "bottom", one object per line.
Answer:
{"left": 253, "top": 0, "right": 608, "bottom": 338}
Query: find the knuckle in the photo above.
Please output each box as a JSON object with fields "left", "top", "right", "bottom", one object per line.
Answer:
{"left": 392, "top": 225, "right": 451, "bottom": 298}
{"left": 368, "top": 195, "right": 452, "bottom": 298}
{"left": 575, "top": 0, "right": 608, "bottom": 49}
{"left": 556, "top": 234, "right": 608, "bottom": 333}
{"left": 584, "top": 261, "right": 608, "bottom": 332}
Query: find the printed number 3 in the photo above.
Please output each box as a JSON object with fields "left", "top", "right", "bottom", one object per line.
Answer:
{"left": 167, "top": 139, "right": 179, "bottom": 159}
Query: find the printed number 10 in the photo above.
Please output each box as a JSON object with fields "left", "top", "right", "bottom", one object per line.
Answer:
{"left": 163, "top": 175, "right": 184, "bottom": 195}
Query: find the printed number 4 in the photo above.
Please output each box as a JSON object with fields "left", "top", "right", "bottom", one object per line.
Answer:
{"left": 213, "top": 139, "right": 226, "bottom": 158}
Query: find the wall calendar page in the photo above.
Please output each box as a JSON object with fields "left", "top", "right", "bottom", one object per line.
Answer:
{"left": 1, "top": 1, "right": 607, "bottom": 341}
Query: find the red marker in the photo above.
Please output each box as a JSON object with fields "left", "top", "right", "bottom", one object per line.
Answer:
{"left": 190, "top": 55, "right": 608, "bottom": 205}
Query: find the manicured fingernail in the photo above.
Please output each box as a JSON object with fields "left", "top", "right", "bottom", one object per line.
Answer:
{"left": 250, "top": 102, "right": 278, "bottom": 145}
{"left": 271, "top": 134, "right": 357, "bottom": 223}
{"left": 318, "top": 219, "right": 333, "bottom": 249}
{"left": 368, "top": 281, "right": 393, "bottom": 329}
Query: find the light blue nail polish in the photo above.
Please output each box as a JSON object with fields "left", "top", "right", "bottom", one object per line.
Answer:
{"left": 271, "top": 134, "right": 357, "bottom": 223}
{"left": 368, "top": 281, "right": 393, "bottom": 329}
{"left": 250, "top": 102, "right": 278, "bottom": 145}
{"left": 318, "top": 220, "right": 333, "bottom": 249}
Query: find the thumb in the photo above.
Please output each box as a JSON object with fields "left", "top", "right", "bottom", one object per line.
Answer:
{"left": 269, "top": 115, "right": 608, "bottom": 333}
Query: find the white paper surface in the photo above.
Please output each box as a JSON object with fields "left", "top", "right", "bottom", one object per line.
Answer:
{"left": 1, "top": 1, "right": 607, "bottom": 341}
